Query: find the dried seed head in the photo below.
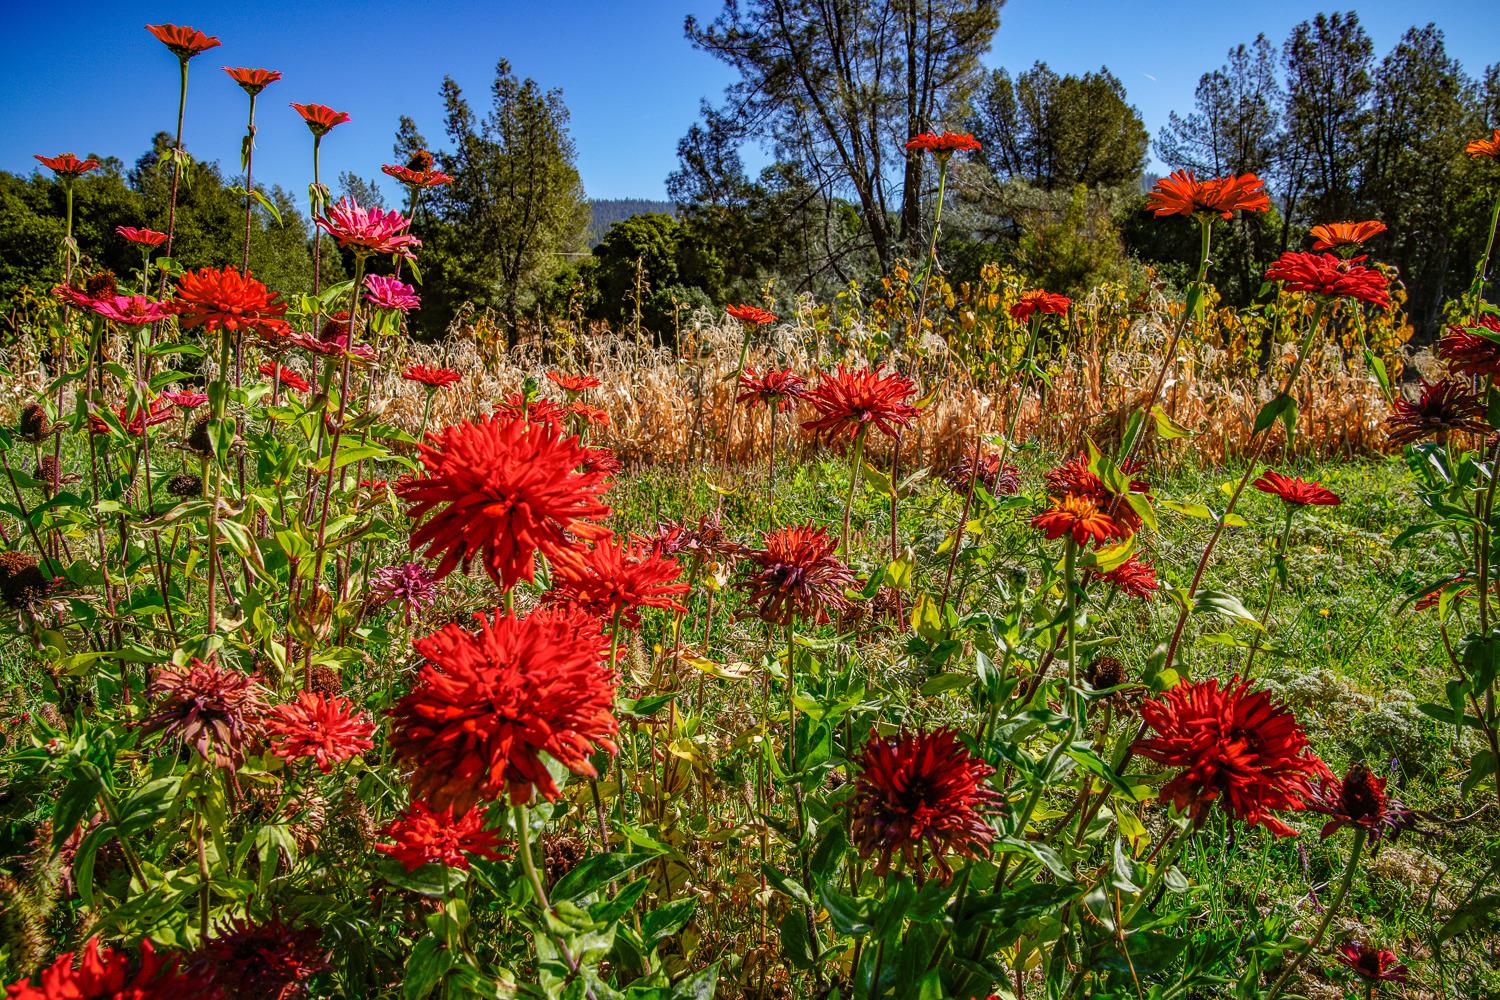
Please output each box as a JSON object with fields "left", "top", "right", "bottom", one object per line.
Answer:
{"left": 186, "top": 415, "right": 214, "bottom": 457}
{"left": 166, "top": 472, "right": 203, "bottom": 499}
{"left": 18, "top": 404, "right": 51, "bottom": 443}
{"left": 84, "top": 271, "right": 118, "bottom": 300}
{"left": 0, "top": 551, "right": 51, "bottom": 610}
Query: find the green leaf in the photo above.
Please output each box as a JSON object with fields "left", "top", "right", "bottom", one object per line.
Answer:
{"left": 552, "top": 851, "right": 656, "bottom": 902}
{"left": 1192, "top": 590, "right": 1263, "bottom": 629}
{"left": 1150, "top": 405, "right": 1192, "bottom": 440}
{"left": 1253, "top": 393, "right": 1296, "bottom": 436}
{"left": 403, "top": 936, "right": 452, "bottom": 999}
{"left": 1079, "top": 537, "right": 1135, "bottom": 573}
{"left": 640, "top": 898, "right": 697, "bottom": 951}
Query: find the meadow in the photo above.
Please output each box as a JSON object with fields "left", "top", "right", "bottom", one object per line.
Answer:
{"left": 3, "top": 20, "right": 1500, "bottom": 1000}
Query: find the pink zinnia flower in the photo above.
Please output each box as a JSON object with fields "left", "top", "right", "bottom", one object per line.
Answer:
{"left": 117, "top": 226, "right": 168, "bottom": 247}
{"left": 364, "top": 274, "right": 421, "bottom": 312}
{"left": 315, "top": 197, "right": 421, "bottom": 258}
{"left": 162, "top": 389, "right": 209, "bottom": 410}
{"left": 89, "top": 295, "right": 174, "bottom": 327}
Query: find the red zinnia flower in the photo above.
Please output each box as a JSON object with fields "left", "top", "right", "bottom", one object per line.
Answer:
{"left": 1009, "top": 289, "right": 1071, "bottom": 323}
{"left": 146, "top": 23, "right": 220, "bottom": 60}
{"left": 1466, "top": 129, "right": 1500, "bottom": 160}
{"left": 1386, "top": 377, "right": 1489, "bottom": 446}
{"left": 390, "top": 605, "right": 617, "bottom": 809}
{"left": 548, "top": 534, "right": 689, "bottom": 628}
{"left": 493, "top": 395, "right": 568, "bottom": 426}
{"left": 904, "top": 131, "right": 982, "bottom": 155}
{"left": 402, "top": 365, "right": 461, "bottom": 389}
{"left": 188, "top": 916, "right": 327, "bottom": 1000}
{"left": 1306, "top": 761, "right": 1415, "bottom": 844}
{"left": 726, "top": 304, "right": 777, "bottom": 326}
{"left": 737, "top": 368, "right": 808, "bottom": 411}
{"left": 1438, "top": 315, "right": 1500, "bottom": 379}
{"left": 801, "top": 364, "right": 919, "bottom": 445}
{"left": 1264, "top": 252, "right": 1391, "bottom": 307}
{"left": 546, "top": 371, "right": 602, "bottom": 393}
{"left": 1133, "top": 676, "right": 1325, "bottom": 837}
{"left": 567, "top": 402, "right": 610, "bottom": 427}
{"left": 400, "top": 414, "right": 613, "bottom": 590}
{"left": 1308, "top": 220, "right": 1386, "bottom": 252}
{"left": 265, "top": 691, "right": 376, "bottom": 773}
{"left": 377, "top": 801, "right": 513, "bottom": 871}
{"left": 116, "top": 226, "right": 168, "bottom": 247}
{"left": 34, "top": 153, "right": 100, "bottom": 178}
{"left": 381, "top": 162, "right": 453, "bottom": 190}
{"left": 87, "top": 397, "right": 176, "bottom": 436}
{"left": 1031, "top": 494, "right": 1129, "bottom": 546}
{"left": 1335, "top": 942, "right": 1410, "bottom": 985}
{"left": 260, "top": 361, "right": 310, "bottom": 393}
{"left": 580, "top": 445, "right": 622, "bottom": 478}
{"left": 1252, "top": 469, "right": 1341, "bottom": 507}
{"left": 291, "top": 102, "right": 350, "bottom": 137}
{"left": 1095, "top": 555, "right": 1159, "bottom": 600}
{"left": 1414, "top": 572, "right": 1472, "bottom": 611}
{"left": 289, "top": 330, "right": 375, "bottom": 364}
{"left": 739, "top": 523, "right": 857, "bottom": 625}
{"left": 315, "top": 197, "right": 421, "bottom": 257}
{"left": 4, "top": 937, "right": 190, "bottom": 999}
{"left": 224, "top": 66, "right": 281, "bottom": 96}
{"left": 161, "top": 389, "right": 208, "bottom": 410}
{"left": 1147, "top": 170, "right": 1270, "bottom": 219}
{"left": 848, "top": 728, "right": 1003, "bottom": 880}
{"left": 173, "top": 266, "right": 290, "bottom": 336}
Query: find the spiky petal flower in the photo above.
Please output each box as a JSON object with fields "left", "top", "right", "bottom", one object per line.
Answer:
{"left": 1095, "top": 555, "right": 1159, "bottom": 600}
{"left": 1438, "top": 315, "right": 1500, "bottom": 379}
{"left": 548, "top": 535, "right": 689, "bottom": 628}
{"left": 1309, "top": 220, "right": 1386, "bottom": 252}
{"left": 848, "top": 728, "right": 1003, "bottom": 879}
{"left": 1009, "top": 289, "right": 1071, "bottom": 323}
{"left": 1386, "top": 377, "right": 1489, "bottom": 446}
{"left": 400, "top": 415, "right": 612, "bottom": 591}
{"left": 382, "top": 151, "right": 453, "bottom": 190}
{"left": 737, "top": 368, "right": 808, "bottom": 411}
{"left": 546, "top": 372, "right": 602, "bottom": 393}
{"left": 1252, "top": 469, "right": 1341, "bottom": 507}
{"left": 189, "top": 917, "right": 327, "bottom": 1000}
{"left": 739, "top": 523, "right": 856, "bottom": 625}
{"left": 1466, "top": 129, "right": 1500, "bottom": 160}
{"left": 3, "top": 937, "right": 190, "bottom": 999}
{"left": 259, "top": 362, "right": 310, "bottom": 394}
{"left": 370, "top": 562, "right": 439, "bottom": 623}
{"left": 314, "top": 197, "right": 420, "bottom": 258}
{"left": 265, "top": 692, "right": 376, "bottom": 773}
{"left": 141, "top": 659, "right": 266, "bottom": 769}
{"left": 1264, "top": 252, "right": 1391, "bottom": 307}
{"left": 1031, "top": 494, "right": 1129, "bottom": 546}
{"left": 904, "top": 132, "right": 982, "bottom": 156}
{"left": 173, "top": 267, "right": 290, "bottom": 336}
{"left": 1335, "top": 941, "right": 1410, "bottom": 985}
{"left": 145, "top": 23, "right": 220, "bottom": 60}
{"left": 1147, "top": 170, "right": 1270, "bottom": 219}
{"left": 1305, "top": 762, "right": 1415, "bottom": 845}
{"left": 224, "top": 67, "right": 282, "bottom": 97}
{"left": 801, "top": 365, "right": 919, "bottom": 446}
{"left": 34, "top": 153, "right": 100, "bottom": 178}
{"left": 1043, "top": 452, "right": 1152, "bottom": 536}
{"left": 401, "top": 365, "right": 460, "bottom": 389}
{"left": 376, "top": 801, "right": 512, "bottom": 871}
{"left": 290, "top": 103, "right": 349, "bottom": 137}
{"left": 1133, "top": 676, "right": 1325, "bottom": 837}
{"left": 390, "top": 606, "right": 617, "bottom": 809}
{"left": 116, "top": 226, "right": 168, "bottom": 247}
{"left": 364, "top": 275, "right": 421, "bottom": 312}
{"left": 725, "top": 304, "right": 777, "bottom": 326}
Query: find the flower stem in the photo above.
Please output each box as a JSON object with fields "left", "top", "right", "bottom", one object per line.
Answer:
{"left": 1266, "top": 827, "right": 1367, "bottom": 1000}
{"left": 841, "top": 427, "right": 868, "bottom": 557}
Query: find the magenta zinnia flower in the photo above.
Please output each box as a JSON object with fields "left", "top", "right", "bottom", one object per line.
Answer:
{"left": 315, "top": 197, "right": 421, "bottom": 258}
{"left": 364, "top": 274, "right": 421, "bottom": 312}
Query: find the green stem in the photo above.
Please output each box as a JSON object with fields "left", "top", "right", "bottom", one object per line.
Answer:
{"left": 842, "top": 428, "right": 868, "bottom": 557}
{"left": 1266, "top": 828, "right": 1367, "bottom": 1000}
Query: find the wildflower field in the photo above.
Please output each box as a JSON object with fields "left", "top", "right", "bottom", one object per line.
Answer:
{"left": 5, "top": 19, "right": 1500, "bottom": 1000}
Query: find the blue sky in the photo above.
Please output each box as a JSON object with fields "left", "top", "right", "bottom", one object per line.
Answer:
{"left": 1, "top": 1, "right": 1495, "bottom": 202}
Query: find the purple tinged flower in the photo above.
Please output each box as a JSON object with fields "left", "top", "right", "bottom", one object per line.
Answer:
{"left": 364, "top": 274, "right": 421, "bottom": 312}
{"left": 371, "top": 562, "right": 439, "bottom": 622}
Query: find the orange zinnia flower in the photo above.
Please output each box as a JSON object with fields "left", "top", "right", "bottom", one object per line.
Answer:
{"left": 1147, "top": 170, "right": 1270, "bottom": 219}
{"left": 905, "top": 131, "right": 982, "bottom": 156}
{"left": 145, "top": 23, "right": 221, "bottom": 60}
{"left": 1466, "top": 129, "right": 1500, "bottom": 160}
{"left": 34, "top": 153, "right": 100, "bottom": 178}
{"left": 1030, "top": 494, "right": 1129, "bottom": 546}
{"left": 224, "top": 66, "right": 282, "bottom": 97}
{"left": 726, "top": 303, "right": 777, "bottom": 326}
{"left": 1308, "top": 220, "right": 1386, "bottom": 252}
{"left": 291, "top": 102, "right": 351, "bottom": 137}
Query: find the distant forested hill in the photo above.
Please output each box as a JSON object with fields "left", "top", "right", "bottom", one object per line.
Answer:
{"left": 589, "top": 198, "right": 675, "bottom": 245}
